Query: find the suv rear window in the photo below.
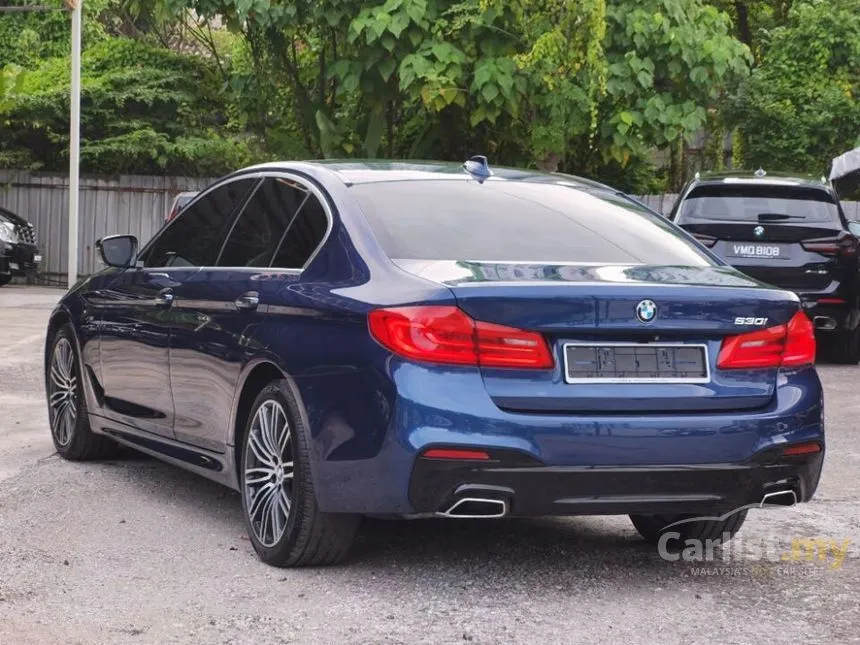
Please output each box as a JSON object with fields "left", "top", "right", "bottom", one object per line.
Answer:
{"left": 677, "top": 184, "right": 839, "bottom": 224}
{"left": 350, "top": 180, "right": 712, "bottom": 266}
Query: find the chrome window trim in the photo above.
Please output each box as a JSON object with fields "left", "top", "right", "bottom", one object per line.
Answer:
{"left": 139, "top": 173, "right": 264, "bottom": 268}
{"left": 138, "top": 170, "right": 335, "bottom": 275}
{"left": 562, "top": 341, "right": 711, "bottom": 385}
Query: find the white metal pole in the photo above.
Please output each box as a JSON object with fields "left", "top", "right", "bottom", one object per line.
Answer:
{"left": 68, "top": 0, "right": 82, "bottom": 288}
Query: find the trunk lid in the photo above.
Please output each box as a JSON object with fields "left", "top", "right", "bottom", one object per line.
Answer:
{"left": 395, "top": 259, "right": 800, "bottom": 414}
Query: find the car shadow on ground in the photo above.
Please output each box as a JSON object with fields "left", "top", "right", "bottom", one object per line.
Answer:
{"left": 96, "top": 451, "right": 690, "bottom": 584}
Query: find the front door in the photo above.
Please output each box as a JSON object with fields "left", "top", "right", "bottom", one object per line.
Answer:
{"left": 96, "top": 267, "right": 197, "bottom": 438}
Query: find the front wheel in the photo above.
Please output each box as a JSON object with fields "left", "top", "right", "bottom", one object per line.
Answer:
{"left": 630, "top": 509, "right": 747, "bottom": 547}
{"left": 47, "top": 325, "right": 118, "bottom": 460}
{"left": 240, "top": 381, "right": 360, "bottom": 567}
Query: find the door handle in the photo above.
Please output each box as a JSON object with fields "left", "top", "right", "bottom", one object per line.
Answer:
{"left": 155, "top": 288, "right": 174, "bottom": 307}
{"left": 234, "top": 291, "right": 259, "bottom": 311}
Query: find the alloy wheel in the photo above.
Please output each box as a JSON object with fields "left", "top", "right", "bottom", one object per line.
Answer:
{"left": 243, "top": 399, "right": 294, "bottom": 548}
{"left": 48, "top": 337, "right": 77, "bottom": 448}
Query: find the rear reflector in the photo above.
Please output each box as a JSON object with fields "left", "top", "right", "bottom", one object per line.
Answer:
{"left": 368, "top": 306, "right": 553, "bottom": 369}
{"left": 782, "top": 442, "right": 822, "bottom": 456}
{"left": 717, "top": 311, "right": 815, "bottom": 369}
{"left": 422, "top": 448, "right": 491, "bottom": 461}
{"left": 817, "top": 297, "right": 845, "bottom": 304}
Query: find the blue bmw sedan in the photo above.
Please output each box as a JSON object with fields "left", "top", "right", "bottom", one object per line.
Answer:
{"left": 45, "top": 159, "right": 824, "bottom": 567}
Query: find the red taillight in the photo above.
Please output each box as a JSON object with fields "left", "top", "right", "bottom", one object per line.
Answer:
{"left": 368, "top": 306, "right": 554, "bottom": 369}
{"left": 717, "top": 311, "right": 815, "bottom": 369}
{"left": 782, "top": 442, "right": 822, "bottom": 456}
{"left": 801, "top": 234, "right": 857, "bottom": 257}
{"left": 422, "top": 448, "right": 491, "bottom": 460}
{"left": 693, "top": 233, "right": 717, "bottom": 248}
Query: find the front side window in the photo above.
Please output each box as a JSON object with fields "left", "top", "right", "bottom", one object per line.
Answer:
{"left": 143, "top": 178, "right": 256, "bottom": 268}
{"left": 218, "top": 178, "right": 309, "bottom": 267}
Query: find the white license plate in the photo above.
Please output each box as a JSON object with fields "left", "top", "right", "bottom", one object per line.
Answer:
{"left": 729, "top": 243, "right": 782, "bottom": 258}
{"left": 33, "top": 254, "right": 42, "bottom": 263}
{"left": 8, "top": 262, "right": 18, "bottom": 270}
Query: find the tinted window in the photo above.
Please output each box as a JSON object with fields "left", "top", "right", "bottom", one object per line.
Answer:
{"left": 678, "top": 184, "right": 839, "bottom": 224}
{"left": 145, "top": 179, "right": 256, "bottom": 267}
{"left": 271, "top": 195, "right": 329, "bottom": 269}
{"left": 350, "top": 180, "right": 712, "bottom": 265}
{"left": 218, "top": 178, "right": 308, "bottom": 267}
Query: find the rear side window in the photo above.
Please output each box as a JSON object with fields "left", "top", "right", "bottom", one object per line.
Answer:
{"left": 271, "top": 196, "right": 329, "bottom": 269}
{"left": 677, "top": 184, "right": 839, "bottom": 224}
{"left": 145, "top": 179, "right": 256, "bottom": 267}
{"left": 350, "top": 180, "right": 713, "bottom": 265}
{"left": 218, "top": 178, "right": 309, "bottom": 267}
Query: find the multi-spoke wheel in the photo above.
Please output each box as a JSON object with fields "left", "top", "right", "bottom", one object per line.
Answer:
{"left": 46, "top": 324, "right": 118, "bottom": 460}
{"left": 243, "top": 400, "right": 294, "bottom": 548}
{"left": 239, "top": 381, "right": 360, "bottom": 567}
{"left": 48, "top": 337, "right": 78, "bottom": 448}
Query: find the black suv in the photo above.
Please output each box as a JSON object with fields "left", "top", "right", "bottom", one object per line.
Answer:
{"left": 0, "top": 207, "right": 41, "bottom": 286}
{"left": 671, "top": 170, "right": 860, "bottom": 363}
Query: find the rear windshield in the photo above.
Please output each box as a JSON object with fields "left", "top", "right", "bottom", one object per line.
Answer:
{"left": 350, "top": 180, "right": 713, "bottom": 266}
{"left": 677, "top": 184, "right": 839, "bottom": 224}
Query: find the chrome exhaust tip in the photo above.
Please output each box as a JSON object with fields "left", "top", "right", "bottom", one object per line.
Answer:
{"left": 760, "top": 489, "right": 798, "bottom": 508}
{"left": 436, "top": 497, "right": 508, "bottom": 519}
{"left": 813, "top": 316, "right": 837, "bottom": 331}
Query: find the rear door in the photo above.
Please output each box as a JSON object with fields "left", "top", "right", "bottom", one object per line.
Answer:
{"left": 675, "top": 183, "right": 853, "bottom": 293}
{"left": 168, "top": 176, "right": 329, "bottom": 451}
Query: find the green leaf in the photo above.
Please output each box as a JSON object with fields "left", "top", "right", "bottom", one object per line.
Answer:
{"left": 481, "top": 83, "right": 499, "bottom": 103}
{"left": 364, "top": 104, "right": 385, "bottom": 158}
{"left": 378, "top": 58, "right": 397, "bottom": 82}
{"left": 619, "top": 111, "right": 634, "bottom": 126}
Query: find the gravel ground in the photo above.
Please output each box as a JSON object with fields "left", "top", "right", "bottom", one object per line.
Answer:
{"left": 1, "top": 285, "right": 858, "bottom": 645}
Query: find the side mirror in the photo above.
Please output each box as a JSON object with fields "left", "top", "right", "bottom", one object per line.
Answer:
{"left": 97, "top": 234, "right": 138, "bottom": 268}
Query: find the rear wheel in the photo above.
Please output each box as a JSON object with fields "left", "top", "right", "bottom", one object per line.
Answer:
{"left": 630, "top": 510, "right": 747, "bottom": 546}
{"left": 47, "top": 325, "right": 119, "bottom": 460}
{"left": 830, "top": 326, "right": 860, "bottom": 364}
{"left": 0, "top": 274, "right": 11, "bottom": 287}
{"left": 239, "top": 381, "right": 360, "bottom": 567}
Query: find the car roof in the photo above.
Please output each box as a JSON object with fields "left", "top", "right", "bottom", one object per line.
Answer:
{"left": 236, "top": 159, "right": 617, "bottom": 192}
{"left": 690, "top": 170, "right": 831, "bottom": 190}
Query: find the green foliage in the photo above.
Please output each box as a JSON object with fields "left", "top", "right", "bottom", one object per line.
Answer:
{"left": 0, "top": 38, "right": 258, "bottom": 174}
{"left": 727, "top": 0, "right": 860, "bottom": 175}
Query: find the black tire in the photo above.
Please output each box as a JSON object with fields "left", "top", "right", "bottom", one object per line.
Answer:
{"left": 0, "top": 274, "right": 11, "bottom": 287}
{"left": 239, "top": 380, "right": 360, "bottom": 567}
{"left": 47, "top": 325, "right": 119, "bottom": 460}
{"left": 831, "top": 326, "right": 860, "bottom": 365}
{"left": 630, "top": 509, "right": 748, "bottom": 546}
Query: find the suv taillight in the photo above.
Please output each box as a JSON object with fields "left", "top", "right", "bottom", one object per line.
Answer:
{"left": 693, "top": 233, "right": 717, "bottom": 248}
{"left": 717, "top": 311, "right": 815, "bottom": 369}
{"left": 801, "top": 233, "right": 857, "bottom": 258}
{"left": 368, "top": 306, "right": 554, "bottom": 369}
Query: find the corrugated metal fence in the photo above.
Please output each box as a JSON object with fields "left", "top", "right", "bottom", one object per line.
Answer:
{"left": 0, "top": 171, "right": 214, "bottom": 279}
{"left": 1, "top": 170, "right": 859, "bottom": 281}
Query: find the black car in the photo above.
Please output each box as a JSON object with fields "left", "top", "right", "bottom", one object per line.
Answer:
{"left": 0, "top": 207, "right": 41, "bottom": 286}
{"left": 671, "top": 170, "right": 860, "bottom": 363}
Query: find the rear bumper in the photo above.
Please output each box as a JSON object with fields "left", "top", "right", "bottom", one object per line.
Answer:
{"left": 308, "top": 363, "right": 825, "bottom": 516}
{"left": 408, "top": 448, "right": 824, "bottom": 516}
{"left": 800, "top": 298, "right": 857, "bottom": 331}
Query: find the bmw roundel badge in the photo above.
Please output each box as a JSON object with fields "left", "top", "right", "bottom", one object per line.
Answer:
{"left": 635, "top": 299, "right": 657, "bottom": 324}
{"left": 754, "top": 225, "right": 765, "bottom": 238}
